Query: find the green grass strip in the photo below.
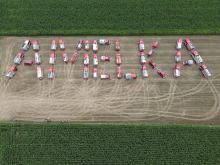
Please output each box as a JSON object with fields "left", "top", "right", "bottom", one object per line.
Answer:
{"left": 0, "top": 123, "right": 220, "bottom": 164}
{"left": 0, "top": 0, "right": 220, "bottom": 35}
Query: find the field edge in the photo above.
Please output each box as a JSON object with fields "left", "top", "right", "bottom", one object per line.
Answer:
{"left": 0, "top": 123, "right": 220, "bottom": 164}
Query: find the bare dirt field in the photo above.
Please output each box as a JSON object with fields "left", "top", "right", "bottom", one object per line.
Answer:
{"left": 0, "top": 36, "right": 220, "bottom": 124}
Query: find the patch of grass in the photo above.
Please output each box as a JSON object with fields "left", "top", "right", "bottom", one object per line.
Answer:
{"left": 0, "top": 123, "right": 220, "bottom": 164}
{"left": 0, "top": 0, "right": 220, "bottom": 35}
{"left": 0, "top": 124, "right": 14, "bottom": 164}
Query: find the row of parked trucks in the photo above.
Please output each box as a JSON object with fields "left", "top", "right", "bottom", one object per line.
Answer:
{"left": 81, "top": 39, "right": 111, "bottom": 80}
{"left": 80, "top": 39, "right": 136, "bottom": 80}
{"left": 138, "top": 39, "right": 166, "bottom": 78}
{"left": 5, "top": 37, "right": 211, "bottom": 80}
{"left": 82, "top": 39, "right": 128, "bottom": 80}
{"left": 173, "top": 37, "right": 211, "bottom": 78}
{"left": 6, "top": 40, "right": 32, "bottom": 78}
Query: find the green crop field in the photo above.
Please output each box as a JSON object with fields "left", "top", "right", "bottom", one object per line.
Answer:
{"left": 0, "top": 0, "right": 220, "bottom": 164}
{"left": 0, "top": 123, "right": 220, "bottom": 165}
{"left": 0, "top": 0, "right": 220, "bottom": 36}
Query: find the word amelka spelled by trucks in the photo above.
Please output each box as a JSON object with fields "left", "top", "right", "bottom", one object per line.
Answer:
{"left": 5, "top": 37, "right": 211, "bottom": 80}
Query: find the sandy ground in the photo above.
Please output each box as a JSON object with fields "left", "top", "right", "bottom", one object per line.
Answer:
{"left": 0, "top": 36, "right": 220, "bottom": 124}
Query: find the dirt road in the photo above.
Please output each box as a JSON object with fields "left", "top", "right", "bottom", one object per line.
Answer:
{"left": 0, "top": 36, "right": 220, "bottom": 124}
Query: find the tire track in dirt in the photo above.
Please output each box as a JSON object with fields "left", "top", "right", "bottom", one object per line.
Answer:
{"left": 155, "top": 79, "right": 219, "bottom": 121}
